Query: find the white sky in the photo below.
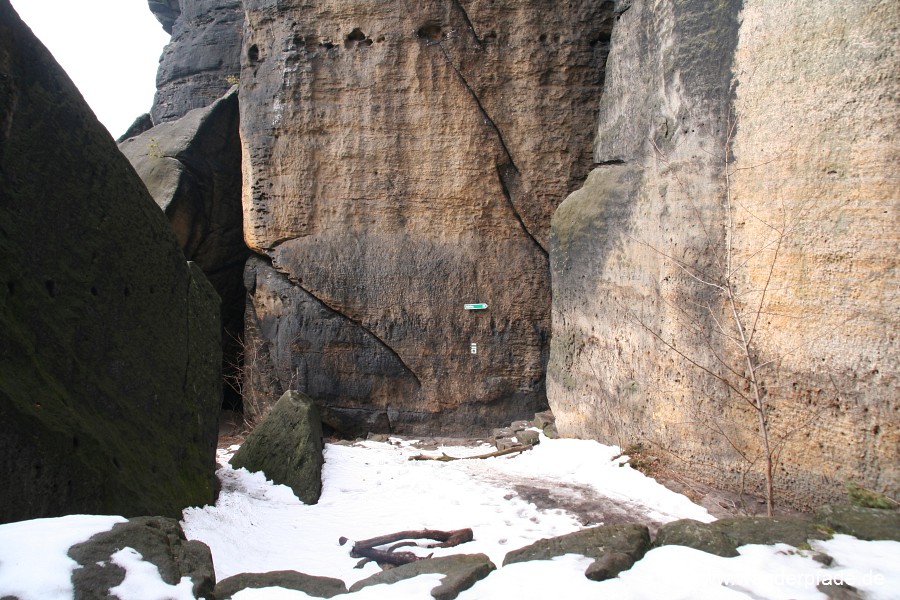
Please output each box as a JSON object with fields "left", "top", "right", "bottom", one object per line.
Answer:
{"left": 8, "top": 0, "right": 171, "bottom": 138}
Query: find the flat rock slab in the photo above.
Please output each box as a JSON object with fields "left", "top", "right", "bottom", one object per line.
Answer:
{"left": 68, "top": 517, "right": 214, "bottom": 600}
{"left": 230, "top": 390, "right": 324, "bottom": 504}
{"left": 815, "top": 505, "right": 900, "bottom": 541}
{"left": 503, "top": 523, "right": 650, "bottom": 581}
{"left": 349, "top": 554, "right": 496, "bottom": 600}
{"left": 215, "top": 570, "right": 347, "bottom": 599}
{"left": 654, "top": 517, "right": 832, "bottom": 557}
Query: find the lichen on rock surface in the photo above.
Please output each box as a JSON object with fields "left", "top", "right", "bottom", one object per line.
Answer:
{"left": 238, "top": 0, "right": 617, "bottom": 434}
{"left": 548, "top": 0, "right": 899, "bottom": 509}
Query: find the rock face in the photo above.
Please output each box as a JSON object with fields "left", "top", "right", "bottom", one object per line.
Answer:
{"left": 152, "top": 0, "right": 243, "bottom": 123}
{"left": 230, "top": 390, "right": 325, "bottom": 504}
{"left": 69, "top": 517, "right": 215, "bottom": 599}
{"left": 548, "top": 0, "right": 899, "bottom": 508}
{"left": 0, "top": 1, "right": 221, "bottom": 523}
{"left": 239, "top": 0, "right": 617, "bottom": 434}
{"left": 120, "top": 87, "right": 248, "bottom": 410}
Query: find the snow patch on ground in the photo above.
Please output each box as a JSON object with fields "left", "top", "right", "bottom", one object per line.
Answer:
{"left": 0, "top": 514, "right": 125, "bottom": 600}
{"left": 108, "top": 547, "right": 196, "bottom": 600}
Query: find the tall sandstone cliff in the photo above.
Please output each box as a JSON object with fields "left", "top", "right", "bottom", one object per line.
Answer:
{"left": 0, "top": 0, "right": 221, "bottom": 523}
{"left": 238, "top": 0, "right": 617, "bottom": 433}
{"left": 549, "top": 0, "right": 898, "bottom": 508}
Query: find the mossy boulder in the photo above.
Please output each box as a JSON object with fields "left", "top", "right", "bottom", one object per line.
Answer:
{"left": 230, "top": 391, "right": 325, "bottom": 504}
{"left": 815, "top": 504, "right": 900, "bottom": 541}
{"left": 654, "top": 517, "right": 832, "bottom": 557}
{"left": 503, "top": 523, "right": 650, "bottom": 581}
{"left": 0, "top": 0, "right": 221, "bottom": 523}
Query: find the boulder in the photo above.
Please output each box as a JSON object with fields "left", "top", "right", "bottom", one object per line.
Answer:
{"left": 237, "top": 0, "right": 618, "bottom": 434}
{"left": 503, "top": 523, "right": 650, "bottom": 580}
{"left": 68, "top": 517, "right": 215, "bottom": 600}
{"left": 583, "top": 551, "right": 635, "bottom": 582}
{"left": 0, "top": 0, "right": 220, "bottom": 523}
{"left": 215, "top": 570, "right": 348, "bottom": 599}
{"left": 349, "top": 554, "right": 496, "bottom": 600}
{"left": 515, "top": 429, "right": 541, "bottom": 446}
{"left": 120, "top": 87, "right": 248, "bottom": 411}
{"left": 152, "top": 0, "right": 244, "bottom": 123}
{"left": 230, "top": 390, "right": 325, "bottom": 504}
{"left": 654, "top": 517, "right": 832, "bottom": 557}
{"left": 815, "top": 505, "right": 900, "bottom": 542}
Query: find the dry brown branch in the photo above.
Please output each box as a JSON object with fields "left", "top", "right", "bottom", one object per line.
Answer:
{"left": 408, "top": 445, "right": 532, "bottom": 462}
{"left": 339, "top": 528, "right": 474, "bottom": 568}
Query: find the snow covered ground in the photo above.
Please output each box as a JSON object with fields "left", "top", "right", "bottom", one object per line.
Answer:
{"left": 1, "top": 434, "right": 898, "bottom": 599}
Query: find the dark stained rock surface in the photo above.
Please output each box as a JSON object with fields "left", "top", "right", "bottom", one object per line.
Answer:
{"left": 68, "top": 517, "right": 215, "bottom": 600}
{"left": 0, "top": 0, "right": 221, "bottom": 523}
{"left": 152, "top": 0, "right": 243, "bottom": 123}
{"left": 237, "top": 0, "right": 617, "bottom": 435}
{"left": 215, "top": 570, "right": 348, "bottom": 599}
{"left": 349, "top": 553, "right": 496, "bottom": 600}
{"left": 119, "top": 87, "right": 248, "bottom": 410}
{"left": 230, "top": 390, "right": 325, "bottom": 504}
{"left": 815, "top": 505, "right": 900, "bottom": 542}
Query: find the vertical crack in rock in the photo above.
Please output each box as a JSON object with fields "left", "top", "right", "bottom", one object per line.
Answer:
{"left": 450, "top": 0, "right": 485, "bottom": 49}
{"left": 436, "top": 44, "right": 548, "bottom": 256}
{"left": 268, "top": 254, "right": 423, "bottom": 389}
{"left": 497, "top": 164, "right": 549, "bottom": 258}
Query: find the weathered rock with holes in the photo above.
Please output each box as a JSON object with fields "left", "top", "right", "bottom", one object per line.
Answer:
{"left": 68, "top": 517, "right": 215, "bottom": 600}
{"left": 120, "top": 87, "right": 248, "bottom": 411}
{"left": 230, "top": 390, "right": 325, "bottom": 504}
{"left": 152, "top": 0, "right": 243, "bottom": 123}
{"left": 349, "top": 554, "right": 496, "bottom": 600}
{"left": 215, "top": 570, "right": 348, "bottom": 600}
{"left": 548, "top": 0, "right": 899, "bottom": 509}
{"left": 238, "top": 0, "right": 617, "bottom": 435}
{"left": 0, "top": 0, "right": 220, "bottom": 524}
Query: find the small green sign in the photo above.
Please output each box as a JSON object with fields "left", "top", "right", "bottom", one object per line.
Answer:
{"left": 464, "top": 303, "right": 488, "bottom": 310}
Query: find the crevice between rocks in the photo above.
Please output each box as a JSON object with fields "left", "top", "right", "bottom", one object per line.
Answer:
{"left": 436, "top": 44, "right": 548, "bottom": 256}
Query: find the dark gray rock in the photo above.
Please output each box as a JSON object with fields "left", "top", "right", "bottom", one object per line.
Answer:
{"left": 119, "top": 87, "right": 248, "bottom": 412}
{"left": 815, "top": 504, "right": 900, "bottom": 541}
{"left": 148, "top": 0, "right": 181, "bottom": 34}
{"left": 654, "top": 517, "right": 832, "bottom": 557}
{"left": 215, "top": 570, "right": 347, "bottom": 599}
{"left": 230, "top": 390, "right": 325, "bottom": 504}
{"left": 533, "top": 411, "right": 556, "bottom": 430}
{"left": 503, "top": 523, "right": 651, "bottom": 572}
{"left": 583, "top": 551, "right": 635, "bottom": 581}
{"left": 117, "top": 112, "right": 154, "bottom": 142}
{"left": 0, "top": 0, "right": 220, "bottom": 524}
{"left": 817, "top": 581, "right": 864, "bottom": 600}
{"left": 515, "top": 429, "right": 541, "bottom": 446}
{"left": 151, "top": 0, "right": 243, "bottom": 123}
{"left": 349, "top": 554, "right": 496, "bottom": 600}
{"left": 68, "top": 517, "right": 214, "bottom": 600}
